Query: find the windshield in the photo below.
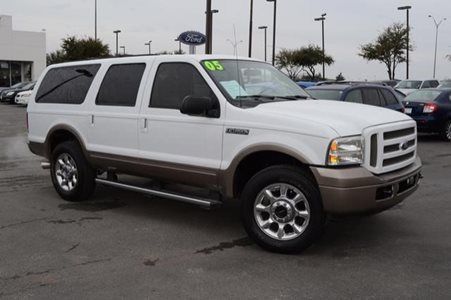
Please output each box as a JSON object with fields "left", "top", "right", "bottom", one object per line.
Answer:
{"left": 306, "top": 89, "right": 342, "bottom": 100}
{"left": 439, "top": 80, "right": 451, "bottom": 88}
{"left": 396, "top": 80, "right": 422, "bottom": 89}
{"left": 201, "top": 59, "right": 310, "bottom": 106}
{"left": 405, "top": 90, "right": 442, "bottom": 103}
{"left": 22, "top": 82, "right": 35, "bottom": 90}
{"left": 10, "top": 82, "right": 28, "bottom": 89}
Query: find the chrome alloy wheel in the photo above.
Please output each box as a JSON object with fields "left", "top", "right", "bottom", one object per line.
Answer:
{"left": 446, "top": 122, "right": 451, "bottom": 140}
{"left": 253, "top": 183, "right": 310, "bottom": 241}
{"left": 55, "top": 153, "right": 78, "bottom": 192}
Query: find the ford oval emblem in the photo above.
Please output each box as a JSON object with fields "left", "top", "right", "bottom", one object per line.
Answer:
{"left": 177, "top": 31, "right": 207, "bottom": 46}
{"left": 400, "top": 141, "right": 409, "bottom": 151}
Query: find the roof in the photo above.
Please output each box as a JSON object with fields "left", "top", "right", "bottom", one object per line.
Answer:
{"left": 45, "top": 54, "right": 265, "bottom": 69}
{"left": 306, "top": 83, "right": 387, "bottom": 91}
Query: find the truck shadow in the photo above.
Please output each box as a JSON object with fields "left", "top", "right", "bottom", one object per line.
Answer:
{"left": 60, "top": 184, "right": 414, "bottom": 256}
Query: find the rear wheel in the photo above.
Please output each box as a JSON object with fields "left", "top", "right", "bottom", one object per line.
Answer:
{"left": 50, "top": 140, "right": 95, "bottom": 201}
{"left": 240, "top": 165, "right": 324, "bottom": 253}
{"left": 440, "top": 120, "right": 451, "bottom": 142}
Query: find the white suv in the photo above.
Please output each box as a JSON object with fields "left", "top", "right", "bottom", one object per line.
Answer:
{"left": 27, "top": 55, "right": 422, "bottom": 253}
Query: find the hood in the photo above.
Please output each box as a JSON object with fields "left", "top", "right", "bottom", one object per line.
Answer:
{"left": 397, "top": 88, "right": 416, "bottom": 95}
{"left": 252, "top": 100, "right": 412, "bottom": 137}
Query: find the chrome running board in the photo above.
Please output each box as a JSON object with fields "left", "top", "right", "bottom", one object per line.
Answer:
{"left": 40, "top": 161, "right": 51, "bottom": 170}
{"left": 95, "top": 178, "right": 222, "bottom": 208}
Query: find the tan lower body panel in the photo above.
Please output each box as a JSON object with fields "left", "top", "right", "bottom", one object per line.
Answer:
{"left": 87, "top": 151, "right": 220, "bottom": 190}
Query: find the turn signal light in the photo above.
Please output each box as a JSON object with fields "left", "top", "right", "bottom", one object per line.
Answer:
{"left": 423, "top": 103, "right": 437, "bottom": 113}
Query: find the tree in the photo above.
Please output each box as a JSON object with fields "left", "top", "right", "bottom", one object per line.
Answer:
{"left": 299, "top": 45, "right": 334, "bottom": 80}
{"left": 46, "top": 50, "right": 66, "bottom": 65}
{"left": 275, "top": 45, "right": 334, "bottom": 80}
{"left": 336, "top": 72, "right": 345, "bottom": 81}
{"left": 359, "top": 23, "right": 411, "bottom": 80}
{"left": 275, "top": 49, "right": 304, "bottom": 80}
{"left": 47, "top": 36, "right": 111, "bottom": 65}
{"left": 174, "top": 49, "right": 186, "bottom": 55}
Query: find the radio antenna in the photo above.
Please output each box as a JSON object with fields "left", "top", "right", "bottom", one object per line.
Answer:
{"left": 229, "top": 25, "right": 244, "bottom": 107}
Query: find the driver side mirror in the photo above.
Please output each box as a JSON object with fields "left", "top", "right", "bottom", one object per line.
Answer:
{"left": 180, "top": 96, "right": 219, "bottom": 118}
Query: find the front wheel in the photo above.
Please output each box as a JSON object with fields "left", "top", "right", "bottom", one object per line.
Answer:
{"left": 240, "top": 165, "right": 324, "bottom": 253}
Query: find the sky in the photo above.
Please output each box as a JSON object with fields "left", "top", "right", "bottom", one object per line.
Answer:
{"left": 2, "top": 0, "right": 451, "bottom": 80}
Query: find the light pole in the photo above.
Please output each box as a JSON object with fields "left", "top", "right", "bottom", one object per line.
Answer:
{"left": 94, "top": 0, "right": 97, "bottom": 40}
{"left": 248, "top": 0, "right": 254, "bottom": 57}
{"left": 174, "top": 38, "right": 182, "bottom": 53}
{"left": 113, "top": 30, "right": 121, "bottom": 56}
{"left": 205, "top": 1, "right": 219, "bottom": 54}
{"left": 120, "top": 46, "right": 125, "bottom": 56}
{"left": 145, "top": 40, "right": 152, "bottom": 55}
{"left": 267, "top": 0, "right": 277, "bottom": 65}
{"left": 398, "top": 6, "right": 412, "bottom": 79}
{"left": 258, "top": 26, "right": 268, "bottom": 62}
{"left": 428, "top": 15, "right": 447, "bottom": 79}
{"left": 227, "top": 39, "right": 244, "bottom": 56}
{"left": 314, "top": 13, "right": 327, "bottom": 80}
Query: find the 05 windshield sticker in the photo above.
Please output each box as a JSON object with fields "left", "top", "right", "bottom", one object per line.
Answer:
{"left": 203, "top": 60, "right": 224, "bottom": 71}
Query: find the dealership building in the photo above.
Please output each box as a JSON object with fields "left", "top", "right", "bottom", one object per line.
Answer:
{"left": 0, "top": 15, "right": 46, "bottom": 88}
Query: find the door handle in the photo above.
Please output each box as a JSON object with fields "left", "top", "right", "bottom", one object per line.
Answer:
{"left": 140, "top": 118, "right": 148, "bottom": 132}
{"left": 91, "top": 115, "right": 95, "bottom": 125}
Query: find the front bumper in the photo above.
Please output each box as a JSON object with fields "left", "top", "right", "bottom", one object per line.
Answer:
{"left": 310, "top": 157, "right": 422, "bottom": 215}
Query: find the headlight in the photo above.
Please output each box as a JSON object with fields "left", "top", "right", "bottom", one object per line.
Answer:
{"left": 7, "top": 91, "right": 14, "bottom": 96}
{"left": 327, "top": 136, "right": 364, "bottom": 166}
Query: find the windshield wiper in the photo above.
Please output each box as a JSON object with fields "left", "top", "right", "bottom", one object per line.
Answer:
{"left": 236, "top": 95, "right": 276, "bottom": 100}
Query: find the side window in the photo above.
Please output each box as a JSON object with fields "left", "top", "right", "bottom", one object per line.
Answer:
{"left": 421, "top": 81, "right": 432, "bottom": 88}
{"left": 35, "top": 64, "right": 100, "bottom": 104}
{"left": 362, "top": 88, "right": 382, "bottom": 106}
{"left": 150, "top": 63, "right": 217, "bottom": 109}
{"left": 431, "top": 81, "right": 439, "bottom": 88}
{"left": 96, "top": 63, "right": 145, "bottom": 106}
{"left": 344, "top": 89, "right": 363, "bottom": 103}
{"left": 380, "top": 88, "right": 398, "bottom": 105}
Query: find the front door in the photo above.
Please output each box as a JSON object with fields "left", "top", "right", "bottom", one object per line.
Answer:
{"left": 138, "top": 59, "right": 224, "bottom": 187}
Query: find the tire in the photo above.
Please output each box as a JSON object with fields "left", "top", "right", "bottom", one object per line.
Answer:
{"left": 50, "top": 140, "right": 96, "bottom": 202}
{"left": 240, "top": 165, "right": 324, "bottom": 254}
{"left": 439, "top": 120, "right": 451, "bottom": 142}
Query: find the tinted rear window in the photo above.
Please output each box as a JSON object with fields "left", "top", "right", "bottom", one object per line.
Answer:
{"left": 380, "top": 89, "right": 399, "bottom": 105}
{"left": 405, "top": 90, "right": 442, "bottom": 103}
{"left": 96, "top": 63, "right": 146, "bottom": 107}
{"left": 36, "top": 64, "right": 100, "bottom": 104}
{"left": 306, "top": 89, "right": 342, "bottom": 100}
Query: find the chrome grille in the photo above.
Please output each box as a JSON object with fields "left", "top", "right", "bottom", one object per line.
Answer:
{"left": 363, "top": 121, "right": 417, "bottom": 174}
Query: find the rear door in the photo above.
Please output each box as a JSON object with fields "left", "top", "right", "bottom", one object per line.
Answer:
{"left": 86, "top": 62, "right": 148, "bottom": 157}
{"left": 379, "top": 88, "right": 404, "bottom": 112}
{"left": 362, "top": 88, "right": 382, "bottom": 107}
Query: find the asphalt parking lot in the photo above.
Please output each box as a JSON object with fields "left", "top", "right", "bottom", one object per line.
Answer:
{"left": 0, "top": 104, "right": 450, "bottom": 299}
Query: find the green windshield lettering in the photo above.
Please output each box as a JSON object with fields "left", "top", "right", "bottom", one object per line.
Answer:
{"left": 203, "top": 60, "right": 224, "bottom": 71}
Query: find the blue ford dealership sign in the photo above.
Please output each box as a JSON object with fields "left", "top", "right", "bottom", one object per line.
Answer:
{"left": 177, "top": 31, "right": 207, "bottom": 46}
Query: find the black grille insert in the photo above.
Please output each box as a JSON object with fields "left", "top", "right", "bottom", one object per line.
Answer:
{"left": 370, "top": 134, "right": 378, "bottom": 167}
{"left": 383, "top": 128, "right": 415, "bottom": 140}
{"left": 383, "top": 151, "right": 415, "bottom": 167}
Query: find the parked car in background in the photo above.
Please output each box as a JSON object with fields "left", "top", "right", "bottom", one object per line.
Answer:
{"left": 306, "top": 83, "right": 405, "bottom": 112}
{"left": 0, "top": 81, "right": 35, "bottom": 104}
{"left": 0, "top": 82, "right": 30, "bottom": 101}
{"left": 395, "top": 79, "right": 440, "bottom": 95}
{"left": 438, "top": 79, "right": 451, "bottom": 88}
{"left": 296, "top": 81, "right": 317, "bottom": 89}
{"left": 403, "top": 88, "right": 451, "bottom": 141}
{"left": 15, "top": 90, "right": 33, "bottom": 106}
{"left": 370, "top": 80, "right": 400, "bottom": 87}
